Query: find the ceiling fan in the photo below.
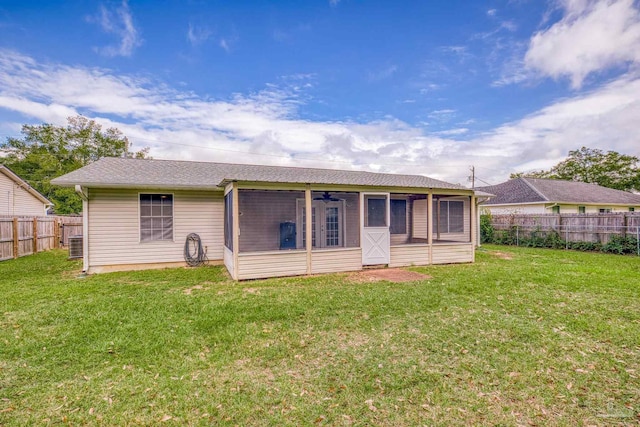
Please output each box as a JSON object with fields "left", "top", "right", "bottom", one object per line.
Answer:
{"left": 313, "top": 191, "right": 340, "bottom": 202}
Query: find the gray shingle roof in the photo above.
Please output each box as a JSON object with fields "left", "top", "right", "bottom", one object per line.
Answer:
{"left": 51, "top": 157, "right": 469, "bottom": 191}
{"left": 477, "top": 177, "right": 640, "bottom": 205}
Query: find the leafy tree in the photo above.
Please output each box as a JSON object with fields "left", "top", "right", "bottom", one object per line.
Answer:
{"left": 0, "top": 116, "right": 149, "bottom": 214}
{"left": 511, "top": 147, "right": 640, "bottom": 192}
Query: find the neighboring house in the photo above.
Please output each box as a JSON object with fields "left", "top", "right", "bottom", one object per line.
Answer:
{"left": 477, "top": 177, "right": 640, "bottom": 215}
{"left": 0, "top": 165, "right": 52, "bottom": 216}
{"left": 52, "top": 157, "right": 483, "bottom": 280}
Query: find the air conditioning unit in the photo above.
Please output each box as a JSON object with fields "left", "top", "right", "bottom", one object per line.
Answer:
{"left": 68, "top": 236, "right": 83, "bottom": 259}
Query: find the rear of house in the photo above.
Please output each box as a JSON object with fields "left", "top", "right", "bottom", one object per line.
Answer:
{"left": 52, "top": 157, "right": 480, "bottom": 280}
{"left": 1, "top": 165, "right": 52, "bottom": 216}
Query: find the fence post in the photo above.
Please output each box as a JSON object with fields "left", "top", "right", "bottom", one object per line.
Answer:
{"left": 53, "top": 219, "right": 59, "bottom": 249}
{"left": 565, "top": 226, "right": 569, "bottom": 250}
{"left": 33, "top": 218, "right": 38, "bottom": 254}
{"left": 637, "top": 226, "right": 639, "bottom": 257}
{"left": 516, "top": 225, "right": 519, "bottom": 246}
{"left": 12, "top": 218, "right": 19, "bottom": 259}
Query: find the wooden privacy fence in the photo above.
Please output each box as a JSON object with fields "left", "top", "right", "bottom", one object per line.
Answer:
{"left": 489, "top": 213, "right": 640, "bottom": 246}
{"left": 59, "top": 216, "right": 83, "bottom": 246}
{"left": 0, "top": 216, "right": 83, "bottom": 261}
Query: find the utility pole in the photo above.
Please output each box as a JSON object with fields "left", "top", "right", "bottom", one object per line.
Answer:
{"left": 468, "top": 165, "right": 475, "bottom": 189}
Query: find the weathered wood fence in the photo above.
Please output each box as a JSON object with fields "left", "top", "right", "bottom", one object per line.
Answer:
{"left": 0, "top": 216, "right": 83, "bottom": 261}
{"left": 489, "top": 213, "right": 640, "bottom": 245}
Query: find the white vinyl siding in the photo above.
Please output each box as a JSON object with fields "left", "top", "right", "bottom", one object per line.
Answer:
{"left": 0, "top": 173, "right": 47, "bottom": 216}
{"left": 412, "top": 199, "right": 428, "bottom": 240}
{"left": 432, "top": 244, "right": 474, "bottom": 264}
{"left": 237, "top": 250, "right": 307, "bottom": 280}
{"left": 223, "top": 246, "right": 234, "bottom": 279}
{"left": 311, "top": 248, "right": 362, "bottom": 274}
{"left": 87, "top": 188, "right": 223, "bottom": 268}
{"left": 389, "top": 244, "right": 430, "bottom": 267}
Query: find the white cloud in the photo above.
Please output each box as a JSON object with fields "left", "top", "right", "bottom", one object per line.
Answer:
{"left": 187, "top": 23, "right": 212, "bottom": 46}
{"left": 88, "top": 0, "right": 142, "bottom": 57}
{"left": 435, "top": 128, "right": 469, "bottom": 136}
{"left": 367, "top": 65, "right": 398, "bottom": 82}
{"left": 524, "top": 0, "right": 640, "bottom": 88}
{"left": 1, "top": 50, "right": 640, "bottom": 186}
{"left": 487, "top": 9, "right": 497, "bottom": 17}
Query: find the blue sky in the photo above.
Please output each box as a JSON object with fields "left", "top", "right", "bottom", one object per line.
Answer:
{"left": 1, "top": 0, "right": 639, "bottom": 186}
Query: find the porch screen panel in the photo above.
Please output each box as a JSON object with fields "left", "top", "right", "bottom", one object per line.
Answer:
{"left": 366, "top": 196, "right": 387, "bottom": 227}
{"left": 238, "top": 190, "right": 305, "bottom": 253}
{"left": 432, "top": 198, "right": 469, "bottom": 241}
{"left": 224, "top": 191, "right": 233, "bottom": 251}
{"left": 390, "top": 199, "right": 407, "bottom": 234}
{"left": 302, "top": 192, "right": 360, "bottom": 249}
{"left": 448, "top": 201, "right": 464, "bottom": 233}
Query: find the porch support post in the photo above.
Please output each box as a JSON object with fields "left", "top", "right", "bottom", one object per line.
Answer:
{"left": 427, "top": 193, "right": 433, "bottom": 264}
{"left": 232, "top": 182, "right": 240, "bottom": 280}
{"left": 470, "top": 195, "right": 476, "bottom": 247}
{"left": 305, "top": 185, "right": 312, "bottom": 274}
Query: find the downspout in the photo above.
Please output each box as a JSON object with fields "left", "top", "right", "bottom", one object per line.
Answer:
{"left": 75, "top": 185, "right": 89, "bottom": 273}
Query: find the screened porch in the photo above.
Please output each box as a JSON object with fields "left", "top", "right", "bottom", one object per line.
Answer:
{"left": 223, "top": 186, "right": 475, "bottom": 279}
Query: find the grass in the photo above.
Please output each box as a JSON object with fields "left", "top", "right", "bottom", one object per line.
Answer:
{"left": 1, "top": 246, "right": 639, "bottom": 426}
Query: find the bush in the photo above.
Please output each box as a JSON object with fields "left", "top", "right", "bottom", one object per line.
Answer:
{"left": 480, "top": 214, "right": 495, "bottom": 244}
{"left": 567, "top": 241, "right": 602, "bottom": 252}
{"left": 602, "top": 235, "right": 639, "bottom": 255}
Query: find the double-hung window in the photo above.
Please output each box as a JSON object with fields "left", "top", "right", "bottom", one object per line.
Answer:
{"left": 140, "top": 194, "right": 173, "bottom": 242}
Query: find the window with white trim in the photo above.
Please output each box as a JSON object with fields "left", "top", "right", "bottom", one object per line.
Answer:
{"left": 140, "top": 194, "right": 173, "bottom": 242}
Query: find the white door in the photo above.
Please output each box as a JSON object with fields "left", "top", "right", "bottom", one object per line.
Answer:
{"left": 361, "top": 193, "right": 390, "bottom": 265}
{"left": 297, "top": 200, "right": 345, "bottom": 249}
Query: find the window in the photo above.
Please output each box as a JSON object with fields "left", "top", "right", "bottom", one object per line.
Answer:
{"left": 390, "top": 199, "right": 407, "bottom": 234}
{"left": 630, "top": 207, "right": 636, "bottom": 212}
{"left": 140, "top": 194, "right": 173, "bottom": 242}
{"left": 599, "top": 208, "right": 612, "bottom": 213}
{"left": 578, "top": 206, "right": 585, "bottom": 214}
{"left": 552, "top": 205, "right": 560, "bottom": 214}
{"left": 433, "top": 200, "right": 464, "bottom": 233}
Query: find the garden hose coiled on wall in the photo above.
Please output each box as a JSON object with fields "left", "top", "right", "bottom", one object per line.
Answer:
{"left": 184, "top": 233, "right": 208, "bottom": 266}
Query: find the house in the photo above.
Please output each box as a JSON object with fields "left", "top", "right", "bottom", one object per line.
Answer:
{"left": 51, "top": 157, "right": 482, "bottom": 280}
{"left": 0, "top": 165, "right": 52, "bottom": 216}
{"left": 477, "top": 177, "right": 640, "bottom": 215}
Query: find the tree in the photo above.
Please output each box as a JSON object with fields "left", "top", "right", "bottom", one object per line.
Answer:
{"left": 510, "top": 147, "right": 640, "bottom": 192}
{"left": 0, "top": 116, "right": 149, "bottom": 214}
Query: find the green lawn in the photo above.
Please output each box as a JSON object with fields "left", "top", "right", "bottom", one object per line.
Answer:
{"left": 1, "top": 246, "right": 639, "bottom": 426}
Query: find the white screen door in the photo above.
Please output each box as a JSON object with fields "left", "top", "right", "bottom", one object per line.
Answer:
{"left": 361, "top": 193, "right": 390, "bottom": 265}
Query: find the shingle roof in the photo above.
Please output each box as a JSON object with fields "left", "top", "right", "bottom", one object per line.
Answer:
{"left": 51, "top": 157, "right": 469, "bottom": 191}
{"left": 1, "top": 165, "right": 53, "bottom": 205}
{"left": 477, "top": 177, "right": 640, "bottom": 205}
